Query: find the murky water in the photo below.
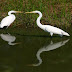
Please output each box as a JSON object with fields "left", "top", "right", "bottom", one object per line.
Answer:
{"left": 0, "top": 28, "right": 71, "bottom": 72}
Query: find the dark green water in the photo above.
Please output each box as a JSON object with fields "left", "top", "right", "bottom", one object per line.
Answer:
{"left": 0, "top": 28, "right": 72, "bottom": 72}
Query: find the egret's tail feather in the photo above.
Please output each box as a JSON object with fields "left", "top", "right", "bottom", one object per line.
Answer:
{"left": 0, "top": 23, "right": 1, "bottom": 28}
{"left": 62, "top": 31, "right": 70, "bottom": 36}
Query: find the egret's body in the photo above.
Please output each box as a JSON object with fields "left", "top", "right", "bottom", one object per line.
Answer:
{"left": 26, "top": 11, "right": 70, "bottom": 36}
{"left": 0, "top": 15, "right": 15, "bottom": 28}
{"left": 0, "top": 10, "right": 22, "bottom": 28}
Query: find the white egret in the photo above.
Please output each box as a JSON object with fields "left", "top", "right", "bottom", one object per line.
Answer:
{"left": 25, "top": 11, "right": 70, "bottom": 36}
{"left": 0, "top": 10, "right": 23, "bottom": 28}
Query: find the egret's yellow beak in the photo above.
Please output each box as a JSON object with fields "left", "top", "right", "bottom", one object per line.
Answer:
{"left": 25, "top": 11, "right": 34, "bottom": 13}
{"left": 16, "top": 11, "right": 23, "bottom": 13}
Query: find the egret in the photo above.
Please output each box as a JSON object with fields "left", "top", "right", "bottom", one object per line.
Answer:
{"left": 0, "top": 10, "right": 23, "bottom": 28}
{"left": 25, "top": 11, "right": 70, "bottom": 36}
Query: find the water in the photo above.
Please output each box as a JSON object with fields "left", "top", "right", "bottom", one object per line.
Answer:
{"left": 0, "top": 28, "right": 71, "bottom": 72}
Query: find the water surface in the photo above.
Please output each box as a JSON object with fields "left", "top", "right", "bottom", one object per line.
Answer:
{"left": 0, "top": 28, "right": 71, "bottom": 72}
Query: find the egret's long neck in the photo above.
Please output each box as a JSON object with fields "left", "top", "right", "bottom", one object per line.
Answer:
{"left": 36, "top": 12, "right": 44, "bottom": 29}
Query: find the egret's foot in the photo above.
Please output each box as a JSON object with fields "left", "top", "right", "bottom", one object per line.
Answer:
{"left": 50, "top": 35, "right": 53, "bottom": 38}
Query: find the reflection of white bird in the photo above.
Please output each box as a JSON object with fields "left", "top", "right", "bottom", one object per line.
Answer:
{"left": 25, "top": 11, "right": 70, "bottom": 36}
{"left": 29, "top": 39, "right": 69, "bottom": 66}
{"left": 0, "top": 33, "right": 18, "bottom": 45}
{"left": 0, "top": 10, "right": 22, "bottom": 28}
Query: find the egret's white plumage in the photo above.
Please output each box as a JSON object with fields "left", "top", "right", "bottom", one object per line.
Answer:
{"left": 0, "top": 10, "right": 22, "bottom": 28}
{"left": 25, "top": 11, "right": 70, "bottom": 36}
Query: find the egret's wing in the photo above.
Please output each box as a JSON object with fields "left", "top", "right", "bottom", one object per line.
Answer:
{"left": 45, "top": 25, "right": 62, "bottom": 35}
{"left": 1, "top": 15, "right": 15, "bottom": 27}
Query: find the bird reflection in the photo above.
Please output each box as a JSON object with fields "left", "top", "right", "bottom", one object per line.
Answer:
{"left": 0, "top": 33, "right": 18, "bottom": 45}
{"left": 29, "top": 39, "right": 69, "bottom": 66}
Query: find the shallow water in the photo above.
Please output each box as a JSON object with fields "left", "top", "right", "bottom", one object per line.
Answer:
{"left": 0, "top": 28, "right": 72, "bottom": 72}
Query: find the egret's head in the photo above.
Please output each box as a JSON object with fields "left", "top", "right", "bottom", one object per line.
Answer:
{"left": 8, "top": 10, "right": 23, "bottom": 15}
{"left": 25, "top": 10, "right": 40, "bottom": 14}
